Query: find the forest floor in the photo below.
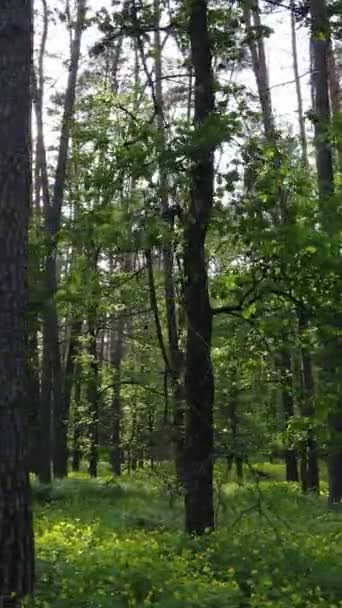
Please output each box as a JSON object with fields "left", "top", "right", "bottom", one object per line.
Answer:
{"left": 28, "top": 463, "right": 342, "bottom": 608}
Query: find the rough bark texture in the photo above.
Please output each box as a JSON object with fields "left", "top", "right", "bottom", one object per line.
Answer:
{"left": 183, "top": 0, "right": 215, "bottom": 535}
{"left": 0, "top": 0, "right": 35, "bottom": 601}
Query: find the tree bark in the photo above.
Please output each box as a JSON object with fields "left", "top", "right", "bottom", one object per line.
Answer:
{"left": 87, "top": 307, "right": 99, "bottom": 479}
{"left": 26, "top": 326, "right": 41, "bottom": 475}
{"left": 309, "top": 0, "right": 342, "bottom": 503}
{"left": 183, "top": 0, "right": 215, "bottom": 535}
{"left": 153, "top": 0, "right": 185, "bottom": 482}
{"left": 246, "top": 0, "right": 300, "bottom": 483}
{"left": 310, "top": 0, "right": 334, "bottom": 207}
{"left": 54, "top": 319, "right": 82, "bottom": 477}
{"left": 0, "top": 1, "right": 34, "bottom": 601}
{"left": 290, "top": 0, "right": 308, "bottom": 168}
{"left": 40, "top": 0, "right": 86, "bottom": 482}
{"left": 71, "top": 368, "right": 82, "bottom": 473}
{"left": 297, "top": 309, "right": 320, "bottom": 493}
{"left": 243, "top": 0, "right": 274, "bottom": 138}
{"left": 279, "top": 349, "right": 299, "bottom": 482}
{"left": 110, "top": 313, "right": 125, "bottom": 476}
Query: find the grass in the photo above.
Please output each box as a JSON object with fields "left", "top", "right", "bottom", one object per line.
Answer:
{"left": 27, "top": 463, "right": 342, "bottom": 608}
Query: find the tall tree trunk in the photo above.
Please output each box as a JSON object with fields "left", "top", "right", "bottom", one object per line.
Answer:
{"left": 279, "top": 349, "right": 299, "bottom": 482}
{"left": 54, "top": 319, "right": 82, "bottom": 477}
{"left": 153, "top": 0, "right": 186, "bottom": 481}
{"left": 328, "top": 42, "right": 342, "bottom": 168}
{"left": 183, "top": 0, "right": 215, "bottom": 535}
{"left": 40, "top": 0, "right": 86, "bottom": 482}
{"left": 328, "top": 43, "right": 340, "bottom": 118}
{"left": 246, "top": 0, "right": 303, "bottom": 483}
{"left": 87, "top": 252, "right": 100, "bottom": 481}
{"left": 290, "top": 0, "right": 308, "bottom": 168}
{"left": 0, "top": 1, "right": 35, "bottom": 602}
{"left": 297, "top": 309, "right": 320, "bottom": 493}
{"left": 227, "top": 367, "right": 244, "bottom": 482}
{"left": 310, "top": 0, "right": 334, "bottom": 206}
{"left": 32, "top": 0, "right": 50, "bottom": 217}
{"left": 243, "top": 0, "right": 274, "bottom": 138}
{"left": 87, "top": 318, "right": 99, "bottom": 479}
{"left": 26, "top": 326, "right": 41, "bottom": 475}
{"left": 110, "top": 313, "right": 124, "bottom": 476}
{"left": 309, "top": 0, "right": 342, "bottom": 503}
{"left": 72, "top": 367, "right": 82, "bottom": 473}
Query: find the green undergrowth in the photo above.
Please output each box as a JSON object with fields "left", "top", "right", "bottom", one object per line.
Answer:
{"left": 27, "top": 467, "right": 342, "bottom": 608}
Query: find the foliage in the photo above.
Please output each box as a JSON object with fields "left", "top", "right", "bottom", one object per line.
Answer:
{"left": 26, "top": 474, "right": 342, "bottom": 608}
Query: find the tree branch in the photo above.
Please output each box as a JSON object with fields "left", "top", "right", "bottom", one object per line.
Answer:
{"left": 145, "top": 249, "right": 170, "bottom": 371}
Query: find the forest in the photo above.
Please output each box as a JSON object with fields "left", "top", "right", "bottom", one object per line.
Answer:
{"left": 1, "top": 0, "right": 342, "bottom": 606}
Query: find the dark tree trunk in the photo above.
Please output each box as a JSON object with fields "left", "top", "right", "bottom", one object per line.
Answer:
{"left": 243, "top": 0, "right": 274, "bottom": 138}
{"left": 110, "top": 315, "right": 124, "bottom": 476}
{"left": 309, "top": 0, "right": 341, "bottom": 502}
{"left": 328, "top": 436, "right": 342, "bottom": 504}
{"left": 26, "top": 326, "right": 41, "bottom": 475}
{"left": 280, "top": 349, "right": 299, "bottom": 482}
{"left": 310, "top": 0, "right": 334, "bottom": 206}
{"left": 54, "top": 319, "right": 82, "bottom": 478}
{"left": 290, "top": 0, "right": 308, "bottom": 168}
{"left": 71, "top": 370, "right": 82, "bottom": 473}
{"left": 87, "top": 320, "right": 99, "bottom": 479}
{"left": 153, "top": 0, "right": 185, "bottom": 482}
{"left": 183, "top": 0, "right": 215, "bottom": 535}
{"left": 236, "top": 458, "right": 244, "bottom": 483}
{"left": 0, "top": 0, "right": 35, "bottom": 601}
{"left": 297, "top": 309, "right": 320, "bottom": 494}
{"left": 39, "top": 322, "right": 53, "bottom": 483}
{"left": 40, "top": 0, "right": 86, "bottom": 483}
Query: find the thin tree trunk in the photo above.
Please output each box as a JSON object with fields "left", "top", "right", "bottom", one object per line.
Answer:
{"left": 290, "top": 0, "right": 309, "bottom": 168}
{"left": 328, "top": 42, "right": 342, "bottom": 168}
{"left": 246, "top": 0, "right": 301, "bottom": 483}
{"left": 328, "top": 43, "right": 340, "bottom": 117}
{"left": 297, "top": 309, "right": 320, "bottom": 493}
{"left": 183, "top": 0, "right": 215, "bottom": 535}
{"left": 71, "top": 368, "right": 82, "bottom": 473}
{"left": 228, "top": 367, "right": 244, "bottom": 482}
{"left": 0, "top": 1, "right": 35, "bottom": 601}
{"left": 310, "top": 0, "right": 334, "bottom": 206}
{"left": 279, "top": 349, "right": 299, "bottom": 482}
{"left": 153, "top": 0, "right": 185, "bottom": 482}
{"left": 110, "top": 312, "right": 124, "bottom": 476}
{"left": 26, "top": 327, "right": 41, "bottom": 475}
{"left": 54, "top": 319, "right": 82, "bottom": 477}
{"left": 40, "top": 0, "right": 86, "bottom": 482}
{"left": 87, "top": 319, "right": 99, "bottom": 479}
{"left": 243, "top": 0, "right": 274, "bottom": 138}
{"left": 32, "top": 0, "right": 50, "bottom": 217}
{"left": 309, "top": 0, "right": 342, "bottom": 503}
